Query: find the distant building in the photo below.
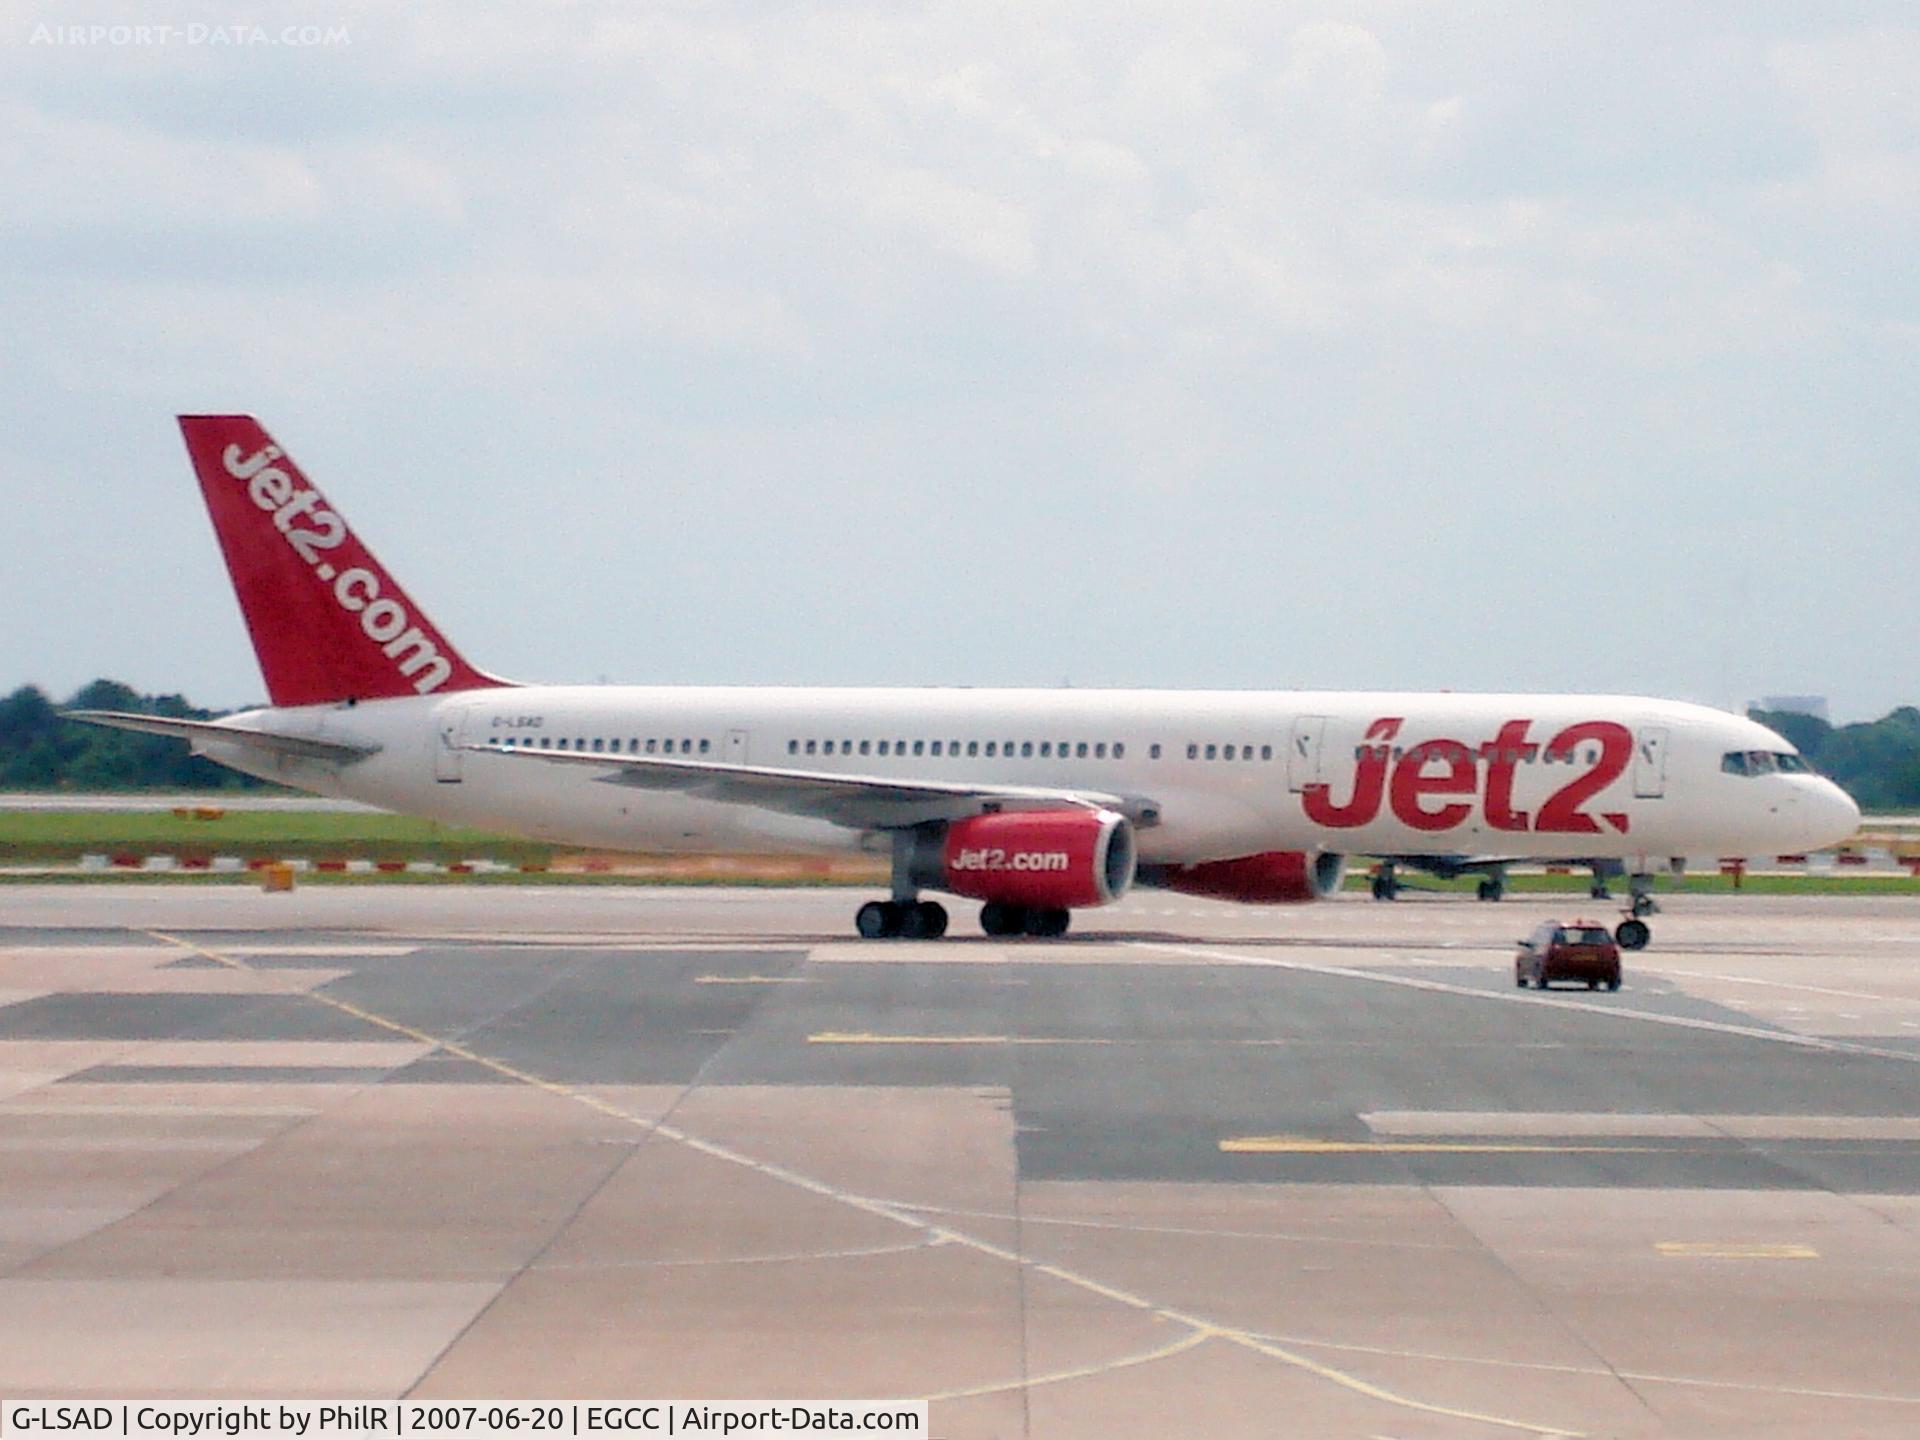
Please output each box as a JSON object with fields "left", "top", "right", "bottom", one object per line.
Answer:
{"left": 1758, "top": 695, "right": 1830, "bottom": 722}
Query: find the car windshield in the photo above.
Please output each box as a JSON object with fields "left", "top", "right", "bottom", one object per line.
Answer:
{"left": 1558, "top": 928, "right": 1613, "bottom": 947}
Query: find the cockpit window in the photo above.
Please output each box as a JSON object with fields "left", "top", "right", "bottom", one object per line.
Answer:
{"left": 1723, "top": 750, "right": 1810, "bottom": 777}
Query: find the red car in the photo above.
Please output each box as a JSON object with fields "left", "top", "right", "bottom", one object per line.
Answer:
{"left": 1516, "top": 920, "right": 1622, "bottom": 991}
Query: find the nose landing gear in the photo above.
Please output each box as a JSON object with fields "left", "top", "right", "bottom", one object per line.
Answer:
{"left": 1614, "top": 872, "right": 1658, "bottom": 950}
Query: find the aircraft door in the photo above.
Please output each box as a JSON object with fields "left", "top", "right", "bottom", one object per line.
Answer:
{"left": 1633, "top": 727, "right": 1669, "bottom": 798}
{"left": 435, "top": 706, "right": 469, "bottom": 783}
{"left": 1287, "top": 716, "right": 1328, "bottom": 793}
{"left": 724, "top": 728, "right": 750, "bottom": 765}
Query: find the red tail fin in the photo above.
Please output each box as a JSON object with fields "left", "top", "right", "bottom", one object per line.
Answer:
{"left": 179, "top": 415, "right": 508, "bottom": 707}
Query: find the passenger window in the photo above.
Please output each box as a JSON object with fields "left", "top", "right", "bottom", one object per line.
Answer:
{"left": 1095, "top": 742, "right": 1107, "bottom": 759}
{"left": 859, "top": 740, "right": 871, "bottom": 755}
{"left": 1223, "top": 744, "right": 1235, "bottom": 760}
{"left": 1187, "top": 743, "right": 1198, "bottom": 759}
{"left": 1076, "top": 742, "right": 1089, "bottom": 758}
{"left": 699, "top": 739, "right": 711, "bottom": 754}
{"left": 1149, "top": 743, "right": 1160, "bottom": 759}
{"left": 805, "top": 740, "right": 817, "bottom": 755}
{"left": 1040, "top": 742, "right": 1052, "bottom": 757}
{"left": 788, "top": 739, "right": 798, "bottom": 755}
{"left": 1260, "top": 744, "right": 1273, "bottom": 761}
{"left": 1114, "top": 742, "right": 1125, "bottom": 759}
{"left": 1021, "top": 741, "right": 1034, "bottom": 757}
{"left": 1205, "top": 744, "right": 1217, "bottom": 760}
{"left": 985, "top": 742, "right": 997, "bottom": 757}
{"left": 967, "top": 741, "right": 979, "bottom": 757}
{"left": 876, "top": 741, "right": 889, "bottom": 756}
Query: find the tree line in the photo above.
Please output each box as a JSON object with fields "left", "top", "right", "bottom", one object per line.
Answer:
{"left": 0, "top": 680, "right": 273, "bottom": 790}
{"left": 1747, "top": 706, "right": 1920, "bottom": 812}
{"left": 3, "top": 678, "right": 1917, "bottom": 809}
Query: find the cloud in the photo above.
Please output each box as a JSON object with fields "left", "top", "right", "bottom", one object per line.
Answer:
{"left": 1, "top": 2, "right": 1916, "bottom": 717}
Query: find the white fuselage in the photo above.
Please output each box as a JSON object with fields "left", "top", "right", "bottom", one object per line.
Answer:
{"left": 201, "top": 687, "right": 1860, "bottom": 870}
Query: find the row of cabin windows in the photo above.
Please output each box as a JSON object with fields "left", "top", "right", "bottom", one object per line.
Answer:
{"left": 1356, "top": 745, "right": 1601, "bottom": 765}
{"left": 1187, "top": 743, "right": 1276, "bottom": 762}
{"left": 789, "top": 738, "right": 1128, "bottom": 760}
{"left": 781, "top": 739, "right": 1285, "bottom": 763}
{"left": 487, "top": 734, "right": 711, "bottom": 755}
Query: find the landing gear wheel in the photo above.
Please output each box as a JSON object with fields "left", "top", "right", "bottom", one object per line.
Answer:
{"left": 856, "top": 901, "right": 898, "bottom": 939}
{"left": 1024, "top": 907, "right": 1070, "bottom": 938}
{"left": 1615, "top": 919, "right": 1651, "bottom": 951}
{"left": 897, "top": 903, "right": 930, "bottom": 940}
{"left": 914, "top": 900, "right": 948, "bottom": 939}
{"left": 980, "top": 902, "right": 1024, "bottom": 937}
{"left": 1477, "top": 878, "right": 1505, "bottom": 902}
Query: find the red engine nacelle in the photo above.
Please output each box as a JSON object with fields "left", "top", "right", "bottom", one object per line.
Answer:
{"left": 920, "top": 808, "right": 1136, "bottom": 909}
{"left": 1150, "top": 850, "right": 1346, "bottom": 904}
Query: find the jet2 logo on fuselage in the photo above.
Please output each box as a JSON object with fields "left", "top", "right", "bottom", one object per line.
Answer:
{"left": 1303, "top": 717, "right": 1632, "bottom": 835}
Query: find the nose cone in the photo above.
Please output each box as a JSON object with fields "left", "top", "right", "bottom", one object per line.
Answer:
{"left": 1806, "top": 780, "right": 1862, "bottom": 850}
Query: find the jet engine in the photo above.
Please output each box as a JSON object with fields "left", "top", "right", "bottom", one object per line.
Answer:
{"left": 912, "top": 808, "right": 1136, "bottom": 909}
{"left": 1143, "top": 850, "right": 1346, "bottom": 904}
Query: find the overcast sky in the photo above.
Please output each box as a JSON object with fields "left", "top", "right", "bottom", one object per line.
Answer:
{"left": 3, "top": 2, "right": 1915, "bottom": 721}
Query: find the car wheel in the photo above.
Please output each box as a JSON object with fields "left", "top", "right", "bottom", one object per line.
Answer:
{"left": 1616, "top": 919, "right": 1651, "bottom": 951}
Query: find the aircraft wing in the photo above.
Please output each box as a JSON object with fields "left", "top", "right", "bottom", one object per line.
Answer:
{"left": 468, "top": 743, "right": 1153, "bottom": 831}
{"left": 66, "top": 710, "right": 381, "bottom": 764}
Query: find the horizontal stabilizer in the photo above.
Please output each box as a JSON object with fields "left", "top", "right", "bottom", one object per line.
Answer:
{"left": 66, "top": 710, "right": 381, "bottom": 764}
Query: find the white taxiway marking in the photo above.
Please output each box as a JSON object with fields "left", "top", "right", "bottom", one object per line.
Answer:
{"left": 144, "top": 928, "right": 1582, "bottom": 1439}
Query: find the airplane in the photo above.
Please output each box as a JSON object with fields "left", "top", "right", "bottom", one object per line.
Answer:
{"left": 71, "top": 415, "right": 1862, "bottom": 950}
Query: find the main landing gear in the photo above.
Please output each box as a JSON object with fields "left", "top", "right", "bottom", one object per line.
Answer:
{"left": 1477, "top": 867, "right": 1507, "bottom": 903}
{"left": 852, "top": 898, "right": 1070, "bottom": 939}
{"left": 855, "top": 899, "right": 949, "bottom": 940}
{"left": 1614, "top": 872, "right": 1658, "bottom": 950}
{"left": 980, "top": 902, "right": 1071, "bottom": 938}
{"left": 1370, "top": 862, "right": 1400, "bottom": 901}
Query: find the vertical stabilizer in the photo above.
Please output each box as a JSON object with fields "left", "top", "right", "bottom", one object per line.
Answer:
{"left": 178, "top": 415, "right": 508, "bottom": 707}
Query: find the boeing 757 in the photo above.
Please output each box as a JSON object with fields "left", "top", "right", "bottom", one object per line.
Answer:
{"left": 73, "top": 416, "right": 1861, "bottom": 948}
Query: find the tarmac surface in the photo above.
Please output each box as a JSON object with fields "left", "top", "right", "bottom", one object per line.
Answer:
{"left": 3, "top": 883, "right": 1920, "bottom": 1437}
